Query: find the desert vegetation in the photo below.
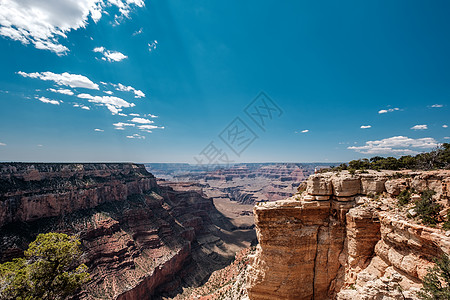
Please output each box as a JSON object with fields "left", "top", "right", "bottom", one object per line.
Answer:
{"left": 322, "top": 143, "right": 450, "bottom": 173}
{"left": 0, "top": 232, "right": 89, "bottom": 300}
{"left": 418, "top": 253, "right": 450, "bottom": 299}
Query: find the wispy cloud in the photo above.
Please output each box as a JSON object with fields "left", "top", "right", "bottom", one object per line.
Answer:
{"left": 94, "top": 47, "right": 128, "bottom": 62}
{"left": 104, "top": 91, "right": 113, "bottom": 95}
{"left": 18, "top": 71, "right": 99, "bottom": 89}
{"left": 360, "top": 125, "right": 371, "bottom": 129}
{"left": 378, "top": 107, "right": 399, "bottom": 114}
{"left": 411, "top": 124, "right": 428, "bottom": 130}
{"left": 0, "top": 142, "right": 6, "bottom": 146}
{"left": 48, "top": 88, "right": 74, "bottom": 96}
{"left": 37, "top": 96, "right": 60, "bottom": 105}
{"left": 78, "top": 93, "right": 135, "bottom": 114}
{"left": 94, "top": 128, "right": 104, "bottom": 132}
{"left": 443, "top": 125, "right": 448, "bottom": 128}
{"left": 130, "top": 117, "right": 153, "bottom": 124}
{"left": 348, "top": 136, "right": 437, "bottom": 155}
{"left": 148, "top": 40, "right": 158, "bottom": 52}
{"left": 73, "top": 103, "right": 90, "bottom": 110}
{"left": 112, "top": 83, "right": 145, "bottom": 98}
{"left": 113, "top": 122, "right": 135, "bottom": 130}
{"left": 129, "top": 113, "right": 140, "bottom": 116}
{"left": 138, "top": 124, "right": 164, "bottom": 133}
{"left": 126, "top": 133, "right": 145, "bottom": 139}
{"left": 0, "top": 0, "right": 144, "bottom": 55}
{"left": 133, "top": 28, "right": 143, "bottom": 36}
{"left": 431, "top": 104, "right": 443, "bottom": 108}
{"left": 301, "top": 129, "right": 309, "bottom": 133}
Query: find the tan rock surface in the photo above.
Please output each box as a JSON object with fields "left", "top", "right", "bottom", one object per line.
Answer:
{"left": 247, "top": 170, "right": 450, "bottom": 300}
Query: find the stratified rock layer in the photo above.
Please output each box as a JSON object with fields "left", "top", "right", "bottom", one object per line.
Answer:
{"left": 247, "top": 170, "right": 450, "bottom": 300}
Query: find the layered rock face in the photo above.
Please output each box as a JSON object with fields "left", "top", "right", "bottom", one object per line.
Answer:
{"left": 0, "top": 163, "right": 157, "bottom": 227}
{"left": 0, "top": 163, "right": 237, "bottom": 299}
{"left": 247, "top": 170, "right": 450, "bottom": 300}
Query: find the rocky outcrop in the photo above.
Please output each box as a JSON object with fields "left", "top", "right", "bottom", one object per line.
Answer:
{"left": 0, "top": 163, "right": 238, "bottom": 299}
{"left": 247, "top": 199, "right": 346, "bottom": 300}
{"left": 247, "top": 170, "right": 450, "bottom": 300}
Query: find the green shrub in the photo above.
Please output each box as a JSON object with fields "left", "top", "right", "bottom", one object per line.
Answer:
{"left": 418, "top": 253, "right": 450, "bottom": 299}
{"left": 443, "top": 211, "right": 450, "bottom": 231}
{"left": 0, "top": 232, "right": 90, "bottom": 300}
{"left": 414, "top": 190, "right": 441, "bottom": 225}
{"left": 397, "top": 189, "right": 412, "bottom": 206}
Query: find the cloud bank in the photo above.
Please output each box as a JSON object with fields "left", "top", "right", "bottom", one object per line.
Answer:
{"left": 0, "top": 0, "right": 144, "bottom": 55}
{"left": 18, "top": 71, "right": 99, "bottom": 89}
{"left": 348, "top": 136, "right": 438, "bottom": 155}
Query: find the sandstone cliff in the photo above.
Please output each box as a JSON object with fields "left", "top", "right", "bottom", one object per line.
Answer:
{"left": 0, "top": 163, "right": 240, "bottom": 299}
{"left": 246, "top": 170, "right": 450, "bottom": 300}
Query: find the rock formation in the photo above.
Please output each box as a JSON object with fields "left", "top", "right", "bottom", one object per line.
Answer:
{"left": 0, "top": 163, "right": 241, "bottom": 299}
{"left": 246, "top": 170, "right": 450, "bottom": 300}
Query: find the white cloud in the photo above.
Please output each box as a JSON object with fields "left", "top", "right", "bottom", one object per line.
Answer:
{"left": 360, "top": 125, "right": 371, "bottom": 129}
{"left": 104, "top": 90, "right": 113, "bottom": 95}
{"left": 37, "top": 96, "right": 60, "bottom": 105}
{"left": 137, "top": 124, "right": 164, "bottom": 133}
{"left": 129, "top": 113, "right": 140, "bottom": 116}
{"left": 132, "top": 28, "right": 143, "bottom": 36}
{"left": 0, "top": 142, "right": 6, "bottom": 146}
{"left": 73, "top": 103, "right": 90, "bottom": 110}
{"left": 443, "top": 125, "right": 448, "bottom": 128}
{"left": 104, "top": 51, "right": 127, "bottom": 62}
{"left": 431, "top": 104, "right": 443, "bottom": 108}
{"left": 18, "top": 71, "right": 99, "bottom": 89}
{"left": 444, "top": 137, "right": 450, "bottom": 140}
{"left": 126, "top": 133, "right": 145, "bottom": 139}
{"left": 93, "top": 46, "right": 104, "bottom": 53}
{"left": 0, "top": 0, "right": 145, "bottom": 55}
{"left": 113, "top": 122, "right": 135, "bottom": 130}
{"left": 411, "top": 124, "right": 428, "bottom": 130}
{"left": 48, "top": 88, "right": 74, "bottom": 95}
{"left": 378, "top": 107, "right": 399, "bottom": 114}
{"left": 301, "top": 129, "right": 309, "bottom": 133}
{"left": 348, "top": 136, "right": 438, "bottom": 155}
{"left": 77, "top": 93, "right": 135, "bottom": 114}
{"left": 94, "top": 47, "right": 128, "bottom": 62}
{"left": 94, "top": 128, "right": 104, "bottom": 132}
{"left": 112, "top": 83, "right": 145, "bottom": 98}
{"left": 118, "top": 113, "right": 127, "bottom": 116}
{"left": 131, "top": 117, "right": 153, "bottom": 124}
{"left": 148, "top": 40, "right": 158, "bottom": 52}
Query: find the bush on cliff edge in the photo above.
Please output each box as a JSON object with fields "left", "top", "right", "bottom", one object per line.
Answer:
{"left": 418, "top": 253, "right": 450, "bottom": 300}
{"left": 0, "top": 232, "right": 90, "bottom": 300}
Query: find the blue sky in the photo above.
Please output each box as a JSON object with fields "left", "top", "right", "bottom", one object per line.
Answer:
{"left": 0, "top": 0, "right": 449, "bottom": 163}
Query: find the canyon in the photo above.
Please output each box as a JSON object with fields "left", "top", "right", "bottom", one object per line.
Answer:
{"left": 0, "top": 163, "right": 253, "bottom": 299}
{"left": 146, "top": 163, "right": 332, "bottom": 205}
{"left": 2, "top": 163, "right": 450, "bottom": 299}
